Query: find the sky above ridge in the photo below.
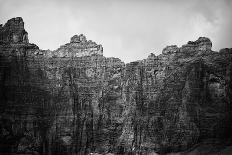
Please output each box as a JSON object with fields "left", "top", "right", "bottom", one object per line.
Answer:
{"left": 0, "top": 0, "right": 232, "bottom": 62}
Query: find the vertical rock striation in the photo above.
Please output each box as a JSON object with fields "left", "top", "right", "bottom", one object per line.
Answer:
{"left": 0, "top": 17, "right": 232, "bottom": 155}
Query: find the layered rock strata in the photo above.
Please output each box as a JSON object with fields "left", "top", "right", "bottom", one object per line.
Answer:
{"left": 0, "top": 17, "right": 232, "bottom": 155}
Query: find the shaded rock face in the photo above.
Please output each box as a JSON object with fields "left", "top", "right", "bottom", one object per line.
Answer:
{"left": 0, "top": 17, "right": 29, "bottom": 43}
{"left": 162, "top": 45, "right": 178, "bottom": 55}
{"left": 0, "top": 17, "right": 232, "bottom": 155}
{"left": 179, "top": 37, "right": 212, "bottom": 57}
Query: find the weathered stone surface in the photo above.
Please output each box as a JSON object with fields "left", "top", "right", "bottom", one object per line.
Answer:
{"left": 162, "top": 45, "right": 178, "bottom": 55}
{"left": 0, "top": 17, "right": 29, "bottom": 43}
{"left": 118, "top": 37, "right": 232, "bottom": 154}
{"left": 0, "top": 17, "right": 232, "bottom": 155}
{"left": 70, "top": 34, "right": 87, "bottom": 43}
{"left": 42, "top": 34, "right": 103, "bottom": 58}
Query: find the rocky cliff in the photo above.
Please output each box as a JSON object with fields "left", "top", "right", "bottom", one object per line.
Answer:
{"left": 0, "top": 17, "right": 232, "bottom": 155}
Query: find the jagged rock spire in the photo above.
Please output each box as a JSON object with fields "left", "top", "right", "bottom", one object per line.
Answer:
{"left": 47, "top": 34, "right": 103, "bottom": 57}
{"left": 0, "top": 17, "right": 29, "bottom": 43}
{"left": 70, "top": 34, "right": 87, "bottom": 43}
{"left": 181, "top": 37, "right": 212, "bottom": 52}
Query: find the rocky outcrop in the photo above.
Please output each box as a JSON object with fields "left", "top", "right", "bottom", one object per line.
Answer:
{"left": 162, "top": 45, "right": 178, "bottom": 55}
{"left": 181, "top": 37, "right": 212, "bottom": 52}
{"left": 0, "top": 17, "right": 232, "bottom": 155}
{"left": 0, "top": 17, "right": 29, "bottom": 43}
{"left": 42, "top": 34, "right": 103, "bottom": 58}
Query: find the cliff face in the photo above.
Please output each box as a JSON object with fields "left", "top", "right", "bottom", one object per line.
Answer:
{"left": 0, "top": 17, "right": 232, "bottom": 155}
{"left": 121, "top": 40, "right": 232, "bottom": 154}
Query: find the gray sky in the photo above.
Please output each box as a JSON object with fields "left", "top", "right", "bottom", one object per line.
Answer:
{"left": 0, "top": 0, "right": 232, "bottom": 62}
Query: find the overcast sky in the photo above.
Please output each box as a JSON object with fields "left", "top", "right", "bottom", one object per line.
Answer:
{"left": 0, "top": 0, "right": 232, "bottom": 62}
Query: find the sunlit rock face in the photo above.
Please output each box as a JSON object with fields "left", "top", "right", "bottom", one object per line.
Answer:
{"left": 0, "top": 17, "right": 232, "bottom": 155}
{"left": 42, "top": 34, "right": 103, "bottom": 58}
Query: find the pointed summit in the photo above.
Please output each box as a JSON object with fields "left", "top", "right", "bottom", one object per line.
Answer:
{"left": 70, "top": 34, "right": 87, "bottom": 43}
{"left": 0, "top": 17, "right": 29, "bottom": 43}
{"left": 51, "top": 34, "right": 103, "bottom": 57}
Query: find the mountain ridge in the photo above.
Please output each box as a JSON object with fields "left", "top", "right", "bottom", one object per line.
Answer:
{"left": 0, "top": 17, "right": 232, "bottom": 155}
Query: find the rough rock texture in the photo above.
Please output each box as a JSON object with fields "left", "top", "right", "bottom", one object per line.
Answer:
{"left": 0, "top": 17, "right": 232, "bottom": 155}
{"left": 42, "top": 34, "right": 103, "bottom": 58}
{"left": 0, "top": 17, "right": 29, "bottom": 43}
{"left": 120, "top": 41, "right": 232, "bottom": 154}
